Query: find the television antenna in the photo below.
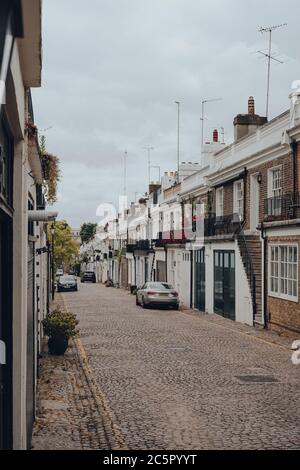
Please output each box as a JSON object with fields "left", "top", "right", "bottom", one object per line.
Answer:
{"left": 123, "top": 150, "right": 127, "bottom": 196}
{"left": 200, "top": 97, "right": 222, "bottom": 154}
{"left": 258, "top": 23, "right": 287, "bottom": 119}
{"left": 143, "top": 145, "right": 154, "bottom": 185}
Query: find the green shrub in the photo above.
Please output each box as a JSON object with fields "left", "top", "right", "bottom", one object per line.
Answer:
{"left": 43, "top": 307, "right": 79, "bottom": 339}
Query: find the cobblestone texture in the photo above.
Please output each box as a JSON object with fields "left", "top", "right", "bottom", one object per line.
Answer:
{"left": 32, "top": 285, "right": 300, "bottom": 450}
{"left": 32, "top": 305, "right": 125, "bottom": 450}
{"left": 54, "top": 282, "right": 300, "bottom": 450}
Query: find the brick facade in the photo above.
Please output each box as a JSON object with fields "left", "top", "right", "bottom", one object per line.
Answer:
{"left": 245, "top": 152, "right": 293, "bottom": 230}
{"left": 267, "top": 236, "right": 300, "bottom": 336}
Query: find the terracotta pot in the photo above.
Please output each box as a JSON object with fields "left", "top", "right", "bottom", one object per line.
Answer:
{"left": 48, "top": 334, "right": 69, "bottom": 356}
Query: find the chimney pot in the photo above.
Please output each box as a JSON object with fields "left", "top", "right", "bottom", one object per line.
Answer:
{"left": 248, "top": 96, "right": 255, "bottom": 115}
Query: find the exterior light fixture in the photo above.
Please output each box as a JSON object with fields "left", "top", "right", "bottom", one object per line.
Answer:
{"left": 257, "top": 173, "right": 262, "bottom": 184}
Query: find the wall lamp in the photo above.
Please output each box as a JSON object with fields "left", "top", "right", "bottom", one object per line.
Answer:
{"left": 257, "top": 173, "right": 262, "bottom": 184}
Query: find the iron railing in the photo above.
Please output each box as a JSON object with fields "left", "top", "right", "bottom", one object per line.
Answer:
{"left": 237, "top": 223, "right": 257, "bottom": 324}
{"left": 264, "top": 193, "right": 300, "bottom": 220}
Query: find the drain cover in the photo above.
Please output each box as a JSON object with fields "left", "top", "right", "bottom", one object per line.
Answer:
{"left": 236, "top": 375, "right": 278, "bottom": 384}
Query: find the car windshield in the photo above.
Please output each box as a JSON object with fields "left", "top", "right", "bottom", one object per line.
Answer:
{"left": 60, "top": 276, "right": 75, "bottom": 282}
{"left": 147, "top": 283, "right": 174, "bottom": 291}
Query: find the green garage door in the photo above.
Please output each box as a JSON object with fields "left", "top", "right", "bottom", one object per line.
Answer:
{"left": 214, "top": 251, "right": 235, "bottom": 321}
{"left": 195, "top": 249, "right": 205, "bottom": 312}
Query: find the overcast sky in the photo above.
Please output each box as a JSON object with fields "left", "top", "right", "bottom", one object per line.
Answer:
{"left": 32, "top": 0, "right": 300, "bottom": 228}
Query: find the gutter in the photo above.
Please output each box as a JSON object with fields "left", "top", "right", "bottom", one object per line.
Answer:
{"left": 290, "top": 139, "right": 298, "bottom": 219}
{"left": 28, "top": 210, "right": 58, "bottom": 222}
{"left": 259, "top": 222, "right": 268, "bottom": 329}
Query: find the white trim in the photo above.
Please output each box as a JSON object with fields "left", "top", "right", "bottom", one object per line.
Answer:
{"left": 233, "top": 179, "right": 244, "bottom": 220}
{"left": 216, "top": 187, "right": 224, "bottom": 217}
{"left": 267, "top": 165, "right": 282, "bottom": 199}
{"left": 266, "top": 228, "right": 300, "bottom": 237}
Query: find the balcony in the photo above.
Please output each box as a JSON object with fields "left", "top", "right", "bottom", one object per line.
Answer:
{"left": 264, "top": 193, "right": 300, "bottom": 221}
{"left": 126, "top": 240, "right": 152, "bottom": 253}
{"left": 154, "top": 230, "right": 186, "bottom": 247}
{"left": 126, "top": 243, "right": 137, "bottom": 253}
{"left": 136, "top": 240, "right": 152, "bottom": 251}
{"left": 206, "top": 214, "right": 241, "bottom": 237}
{"left": 185, "top": 214, "right": 241, "bottom": 238}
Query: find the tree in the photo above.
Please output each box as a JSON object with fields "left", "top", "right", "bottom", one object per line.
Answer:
{"left": 40, "top": 135, "right": 61, "bottom": 205}
{"left": 80, "top": 223, "right": 97, "bottom": 244}
{"left": 48, "top": 220, "right": 79, "bottom": 269}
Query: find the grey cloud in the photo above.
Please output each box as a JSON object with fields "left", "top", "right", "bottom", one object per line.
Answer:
{"left": 33, "top": 0, "right": 300, "bottom": 227}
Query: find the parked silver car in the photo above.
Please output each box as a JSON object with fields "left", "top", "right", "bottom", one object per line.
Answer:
{"left": 57, "top": 275, "right": 78, "bottom": 292}
{"left": 136, "top": 282, "right": 179, "bottom": 310}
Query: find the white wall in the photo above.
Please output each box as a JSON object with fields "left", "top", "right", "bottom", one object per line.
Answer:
{"left": 204, "top": 242, "right": 253, "bottom": 326}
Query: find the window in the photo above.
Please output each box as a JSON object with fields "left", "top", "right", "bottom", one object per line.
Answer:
{"left": 0, "top": 116, "right": 13, "bottom": 206}
{"left": 216, "top": 187, "right": 224, "bottom": 217}
{"left": 268, "top": 167, "right": 282, "bottom": 216}
{"left": 270, "top": 168, "right": 282, "bottom": 198}
{"left": 234, "top": 180, "right": 244, "bottom": 220}
{"left": 269, "top": 245, "right": 298, "bottom": 301}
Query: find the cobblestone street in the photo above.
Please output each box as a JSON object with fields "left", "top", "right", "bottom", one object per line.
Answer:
{"left": 34, "top": 283, "right": 300, "bottom": 450}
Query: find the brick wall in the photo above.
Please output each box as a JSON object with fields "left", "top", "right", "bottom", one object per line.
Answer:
{"left": 267, "top": 236, "right": 300, "bottom": 336}
{"left": 223, "top": 184, "right": 233, "bottom": 216}
{"left": 245, "top": 152, "right": 293, "bottom": 230}
{"left": 209, "top": 183, "right": 234, "bottom": 216}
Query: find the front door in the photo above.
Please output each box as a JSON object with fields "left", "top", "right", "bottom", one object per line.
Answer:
{"left": 214, "top": 251, "right": 235, "bottom": 321}
{"left": 250, "top": 175, "right": 260, "bottom": 231}
{"left": 195, "top": 249, "right": 205, "bottom": 311}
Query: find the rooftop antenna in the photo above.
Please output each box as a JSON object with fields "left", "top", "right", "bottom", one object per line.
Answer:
{"left": 143, "top": 145, "right": 154, "bottom": 185}
{"left": 220, "top": 127, "right": 225, "bottom": 144}
{"left": 258, "top": 23, "right": 287, "bottom": 119}
{"left": 200, "top": 98, "right": 222, "bottom": 155}
{"left": 123, "top": 150, "right": 127, "bottom": 196}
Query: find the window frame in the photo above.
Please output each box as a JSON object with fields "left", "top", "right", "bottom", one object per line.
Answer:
{"left": 215, "top": 187, "right": 224, "bottom": 218}
{"left": 269, "top": 243, "right": 298, "bottom": 303}
{"left": 268, "top": 166, "right": 282, "bottom": 199}
{"left": 233, "top": 179, "right": 244, "bottom": 221}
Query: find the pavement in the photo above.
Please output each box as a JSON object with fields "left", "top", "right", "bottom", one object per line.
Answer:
{"left": 32, "top": 282, "right": 300, "bottom": 450}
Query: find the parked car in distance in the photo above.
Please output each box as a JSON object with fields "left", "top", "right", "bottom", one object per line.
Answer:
{"left": 136, "top": 282, "right": 179, "bottom": 310}
{"left": 57, "top": 275, "right": 78, "bottom": 292}
{"left": 81, "top": 271, "right": 96, "bottom": 283}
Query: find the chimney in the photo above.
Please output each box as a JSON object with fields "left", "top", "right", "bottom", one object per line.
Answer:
{"left": 213, "top": 129, "right": 219, "bottom": 143}
{"left": 233, "top": 97, "right": 267, "bottom": 141}
{"left": 149, "top": 183, "right": 161, "bottom": 195}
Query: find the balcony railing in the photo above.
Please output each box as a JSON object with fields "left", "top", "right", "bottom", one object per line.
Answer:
{"left": 126, "top": 240, "right": 152, "bottom": 253}
{"left": 185, "top": 214, "right": 241, "bottom": 238}
{"left": 155, "top": 230, "right": 186, "bottom": 247}
{"left": 264, "top": 193, "right": 300, "bottom": 221}
{"left": 126, "top": 243, "right": 137, "bottom": 253}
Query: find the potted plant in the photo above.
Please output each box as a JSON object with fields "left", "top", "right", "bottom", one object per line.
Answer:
{"left": 42, "top": 307, "right": 79, "bottom": 355}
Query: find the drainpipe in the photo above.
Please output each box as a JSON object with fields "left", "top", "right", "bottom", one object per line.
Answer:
{"left": 164, "top": 246, "right": 168, "bottom": 282}
{"left": 243, "top": 167, "right": 248, "bottom": 225}
{"left": 190, "top": 249, "right": 194, "bottom": 309}
{"left": 259, "top": 222, "right": 268, "bottom": 329}
{"left": 133, "top": 253, "right": 137, "bottom": 287}
{"left": 290, "top": 140, "right": 298, "bottom": 218}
